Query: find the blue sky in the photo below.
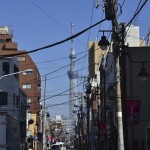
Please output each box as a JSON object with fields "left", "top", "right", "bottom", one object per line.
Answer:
{"left": 0, "top": 0, "right": 149, "bottom": 117}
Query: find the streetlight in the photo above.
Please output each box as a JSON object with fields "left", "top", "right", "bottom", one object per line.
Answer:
{"left": 98, "top": 30, "right": 111, "bottom": 50}
{"left": 0, "top": 69, "right": 33, "bottom": 79}
{"left": 98, "top": 35, "right": 110, "bottom": 50}
{"left": 98, "top": 28, "right": 125, "bottom": 150}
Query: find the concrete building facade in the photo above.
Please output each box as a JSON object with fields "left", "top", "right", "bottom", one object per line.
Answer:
{"left": 125, "top": 47, "right": 150, "bottom": 150}
{"left": 99, "top": 47, "right": 150, "bottom": 150}
{"left": 0, "top": 57, "right": 27, "bottom": 150}
{"left": 88, "top": 40, "right": 106, "bottom": 78}
{"left": 125, "top": 24, "right": 140, "bottom": 47}
{"left": 0, "top": 26, "right": 42, "bottom": 150}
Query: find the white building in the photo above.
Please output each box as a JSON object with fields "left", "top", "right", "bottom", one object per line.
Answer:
{"left": 125, "top": 24, "right": 140, "bottom": 47}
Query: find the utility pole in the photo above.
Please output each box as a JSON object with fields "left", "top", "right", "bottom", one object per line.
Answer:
{"left": 42, "top": 76, "right": 46, "bottom": 150}
{"left": 96, "top": 84, "right": 100, "bottom": 150}
{"left": 80, "top": 102, "right": 83, "bottom": 150}
{"left": 104, "top": 0, "right": 125, "bottom": 149}
{"left": 86, "top": 83, "right": 91, "bottom": 150}
{"left": 115, "top": 55, "right": 124, "bottom": 150}
{"left": 112, "top": 13, "right": 125, "bottom": 150}
{"left": 86, "top": 94, "right": 90, "bottom": 150}
{"left": 119, "top": 22, "right": 128, "bottom": 150}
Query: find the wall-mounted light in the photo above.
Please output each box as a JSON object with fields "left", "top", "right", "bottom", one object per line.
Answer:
{"left": 127, "top": 53, "right": 149, "bottom": 81}
{"left": 138, "top": 63, "right": 149, "bottom": 81}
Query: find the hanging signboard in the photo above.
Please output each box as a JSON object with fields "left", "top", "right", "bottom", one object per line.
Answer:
{"left": 126, "top": 99, "right": 141, "bottom": 126}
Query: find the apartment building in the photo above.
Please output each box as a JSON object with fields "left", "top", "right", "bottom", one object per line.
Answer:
{"left": 0, "top": 26, "right": 42, "bottom": 150}
{"left": 88, "top": 40, "right": 107, "bottom": 78}
{"left": 0, "top": 57, "right": 27, "bottom": 150}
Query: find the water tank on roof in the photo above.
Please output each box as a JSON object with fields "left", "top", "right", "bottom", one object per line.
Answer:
{"left": 0, "top": 26, "right": 9, "bottom": 34}
{"left": 56, "top": 115, "right": 62, "bottom": 123}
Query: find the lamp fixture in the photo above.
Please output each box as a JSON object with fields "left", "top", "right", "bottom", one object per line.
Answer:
{"left": 46, "top": 112, "right": 50, "bottom": 118}
{"left": 138, "top": 63, "right": 149, "bottom": 81}
{"left": 127, "top": 53, "right": 149, "bottom": 81}
{"left": 86, "top": 83, "right": 92, "bottom": 94}
{"left": 98, "top": 32, "right": 110, "bottom": 50}
{"left": 74, "top": 104, "right": 79, "bottom": 108}
{"left": 73, "top": 110, "right": 77, "bottom": 113}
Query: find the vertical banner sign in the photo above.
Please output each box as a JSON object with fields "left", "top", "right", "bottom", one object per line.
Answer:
{"left": 99, "top": 122, "right": 106, "bottom": 136}
{"left": 126, "top": 99, "right": 141, "bottom": 126}
{"left": 47, "top": 136, "right": 51, "bottom": 141}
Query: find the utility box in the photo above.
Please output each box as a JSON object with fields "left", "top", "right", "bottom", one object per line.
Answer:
{"left": 104, "top": 0, "right": 115, "bottom": 20}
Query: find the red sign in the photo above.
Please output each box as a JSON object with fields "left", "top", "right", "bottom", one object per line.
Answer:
{"left": 99, "top": 122, "right": 106, "bottom": 135}
{"left": 48, "top": 136, "right": 56, "bottom": 142}
{"left": 126, "top": 99, "right": 141, "bottom": 126}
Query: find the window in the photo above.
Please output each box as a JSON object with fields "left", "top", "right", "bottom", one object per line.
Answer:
{"left": 27, "top": 98, "right": 31, "bottom": 103}
{"left": 23, "top": 70, "right": 32, "bottom": 75}
{"left": 27, "top": 98, "right": 31, "bottom": 109}
{"left": 37, "top": 98, "right": 40, "bottom": 102}
{"left": 14, "top": 64, "right": 19, "bottom": 79}
{"left": 108, "top": 86, "right": 115, "bottom": 100}
{"left": 0, "top": 92, "right": 8, "bottom": 105}
{"left": 13, "top": 94, "right": 19, "bottom": 107}
{"left": 37, "top": 85, "right": 41, "bottom": 92}
{"left": 17, "top": 56, "right": 26, "bottom": 62}
{"left": 22, "top": 83, "right": 31, "bottom": 89}
{"left": 3, "top": 62, "right": 9, "bottom": 75}
{"left": 94, "top": 74, "right": 97, "bottom": 79}
{"left": 0, "top": 39, "right": 5, "bottom": 43}
{"left": 20, "top": 102, "right": 24, "bottom": 116}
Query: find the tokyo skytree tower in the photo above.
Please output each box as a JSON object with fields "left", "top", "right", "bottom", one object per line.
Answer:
{"left": 68, "top": 23, "right": 78, "bottom": 132}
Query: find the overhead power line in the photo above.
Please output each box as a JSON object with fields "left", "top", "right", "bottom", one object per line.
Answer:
{"left": 21, "top": 51, "right": 84, "bottom": 67}
{"left": 125, "top": 0, "right": 148, "bottom": 27}
{"left": 1, "top": 19, "right": 106, "bottom": 57}
{"left": 20, "top": 44, "right": 100, "bottom": 86}
{"left": 28, "top": 78, "right": 87, "bottom": 106}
